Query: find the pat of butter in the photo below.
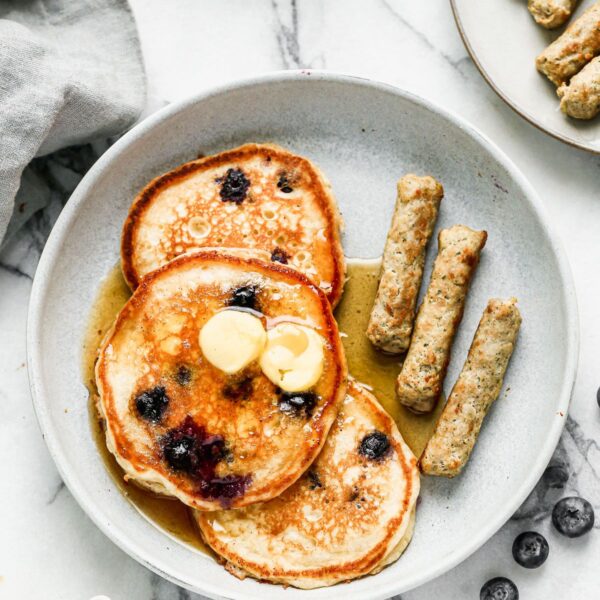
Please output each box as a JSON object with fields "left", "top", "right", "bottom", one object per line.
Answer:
{"left": 200, "top": 310, "right": 266, "bottom": 374}
{"left": 260, "top": 323, "right": 324, "bottom": 392}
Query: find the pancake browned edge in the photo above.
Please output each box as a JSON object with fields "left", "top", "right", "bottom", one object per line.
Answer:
{"left": 195, "top": 379, "right": 420, "bottom": 589}
{"left": 121, "top": 143, "right": 346, "bottom": 306}
{"left": 96, "top": 251, "right": 348, "bottom": 511}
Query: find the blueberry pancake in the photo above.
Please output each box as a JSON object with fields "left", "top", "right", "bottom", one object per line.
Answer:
{"left": 96, "top": 251, "right": 347, "bottom": 511}
{"left": 195, "top": 379, "right": 420, "bottom": 589}
{"left": 121, "top": 143, "right": 345, "bottom": 306}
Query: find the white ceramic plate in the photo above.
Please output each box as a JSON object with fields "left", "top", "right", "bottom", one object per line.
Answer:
{"left": 27, "top": 71, "right": 578, "bottom": 599}
{"left": 452, "top": 0, "right": 600, "bottom": 153}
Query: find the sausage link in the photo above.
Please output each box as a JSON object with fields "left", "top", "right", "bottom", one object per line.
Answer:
{"left": 395, "top": 225, "right": 487, "bottom": 414}
{"left": 366, "top": 174, "right": 443, "bottom": 354}
{"left": 557, "top": 54, "right": 600, "bottom": 118}
{"left": 536, "top": 1, "right": 600, "bottom": 86}
{"left": 528, "top": 0, "right": 579, "bottom": 29}
{"left": 419, "top": 298, "right": 521, "bottom": 477}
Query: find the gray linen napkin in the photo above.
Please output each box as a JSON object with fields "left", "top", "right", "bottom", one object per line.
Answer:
{"left": 0, "top": 0, "right": 146, "bottom": 244}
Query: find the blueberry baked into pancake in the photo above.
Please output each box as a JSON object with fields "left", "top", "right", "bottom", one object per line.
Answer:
{"left": 195, "top": 379, "right": 420, "bottom": 589}
{"left": 121, "top": 143, "right": 345, "bottom": 306}
{"left": 95, "top": 251, "right": 347, "bottom": 510}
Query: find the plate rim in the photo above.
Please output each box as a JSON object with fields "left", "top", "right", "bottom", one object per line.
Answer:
{"left": 450, "top": 0, "right": 600, "bottom": 155}
{"left": 26, "top": 69, "right": 580, "bottom": 599}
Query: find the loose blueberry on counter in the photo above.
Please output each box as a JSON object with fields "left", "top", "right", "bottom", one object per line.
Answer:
{"left": 229, "top": 285, "right": 258, "bottom": 311}
{"left": 175, "top": 365, "right": 192, "bottom": 386}
{"left": 480, "top": 577, "right": 518, "bottom": 600}
{"left": 277, "top": 172, "right": 293, "bottom": 194}
{"left": 552, "top": 496, "right": 595, "bottom": 538}
{"left": 271, "top": 246, "right": 289, "bottom": 264}
{"left": 359, "top": 431, "right": 390, "bottom": 460}
{"left": 512, "top": 531, "right": 549, "bottom": 568}
{"left": 135, "top": 386, "right": 169, "bottom": 422}
{"left": 217, "top": 168, "right": 250, "bottom": 204}
{"left": 277, "top": 390, "right": 317, "bottom": 417}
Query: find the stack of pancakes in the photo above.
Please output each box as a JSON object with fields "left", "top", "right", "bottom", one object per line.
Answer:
{"left": 96, "top": 144, "right": 420, "bottom": 589}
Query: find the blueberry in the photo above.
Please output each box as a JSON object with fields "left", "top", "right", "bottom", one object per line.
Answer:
{"left": 135, "top": 386, "right": 169, "bottom": 422}
{"left": 277, "top": 172, "right": 293, "bottom": 193}
{"left": 512, "top": 531, "right": 549, "bottom": 568}
{"left": 480, "top": 577, "right": 518, "bottom": 600}
{"left": 229, "top": 285, "right": 258, "bottom": 310}
{"left": 161, "top": 416, "right": 224, "bottom": 474}
{"left": 270, "top": 247, "right": 289, "bottom": 264}
{"left": 307, "top": 470, "right": 323, "bottom": 490}
{"left": 359, "top": 431, "right": 390, "bottom": 460}
{"left": 160, "top": 417, "right": 251, "bottom": 504}
{"left": 277, "top": 391, "right": 317, "bottom": 417}
{"left": 175, "top": 365, "right": 191, "bottom": 386}
{"left": 223, "top": 377, "right": 253, "bottom": 401}
{"left": 217, "top": 168, "right": 250, "bottom": 204}
{"left": 199, "top": 474, "right": 252, "bottom": 505}
{"left": 163, "top": 431, "right": 196, "bottom": 471}
{"left": 596, "top": 386, "right": 600, "bottom": 408}
{"left": 552, "top": 496, "right": 595, "bottom": 538}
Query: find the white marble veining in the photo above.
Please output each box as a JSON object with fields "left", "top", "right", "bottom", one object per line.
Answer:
{"left": 0, "top": 1, "right": 598, "bottom": 598}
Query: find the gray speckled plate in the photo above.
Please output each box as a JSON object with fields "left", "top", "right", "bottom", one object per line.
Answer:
{"left": 27, "top": 71, "right": 578, "bottom": 599}
{"left": 452, "top": 0, "right": 600, "bottom": 154}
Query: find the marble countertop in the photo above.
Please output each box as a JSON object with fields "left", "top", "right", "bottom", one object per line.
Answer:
{"left": 1, "top": 1, "right": 598, "bottom": 598}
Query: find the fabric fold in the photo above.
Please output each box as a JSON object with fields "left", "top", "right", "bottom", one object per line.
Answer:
{"left": 0, "top": 0, "right": 146, "bottom": 243}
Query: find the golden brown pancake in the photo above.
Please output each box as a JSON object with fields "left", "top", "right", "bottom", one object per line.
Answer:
{"left": 121, "top": 143, "right": 346, "bottom": 306}
{"left": 96, "top": 251, "right": 347, "bottom": 511}
{"left": 195, "top": 379, "right": 420, "bottom": 588}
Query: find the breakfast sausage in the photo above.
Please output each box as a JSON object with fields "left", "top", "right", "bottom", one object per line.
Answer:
{"left": 366, "top": 174, "right": 444, "bottom": 354}
{"left": 395, "top": 225, "right": 487, "bottom": 414}
{"left": 536, "top": 1, "right": 600, "bottom": 86}
{"left": 557, "top": 55, "right": 600, "bottom": 118}
{"left": 419, "top": 298, "right": 521, "bottom": 477}
{"left": 528, "top": 0, "right": 579, "bottom": 29}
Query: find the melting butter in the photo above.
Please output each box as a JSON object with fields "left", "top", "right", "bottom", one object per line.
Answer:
{"left": 260, "top": 322, "right": 324, "bottom": 392}
{"left": 200, "top": 310, "right": 266, "bottom": 374}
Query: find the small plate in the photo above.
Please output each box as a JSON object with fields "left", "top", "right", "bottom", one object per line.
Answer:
{"left": 27, "top": 71, "right": 578, "bottom": 599}
{"left": 452, "top": 0, "right": 600, "bottom": 153}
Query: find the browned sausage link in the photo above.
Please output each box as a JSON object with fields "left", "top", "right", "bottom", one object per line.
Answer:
{"left": 536, "top": 1, "right": 600, "bottom": 86}
{"left": 528, "top": 0, "right": 579, "bottom": 30}
{"left": 419, "top": 298, "right": 521, "bottom": 477}
{"left": 558, "top": 55, "right": 600, "bottom": 119}
{"left": 366, "top": 174, "right": 444, "bottom": 354}
{"left": 395, "top": 225, "right": 487, "bottom": 414}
